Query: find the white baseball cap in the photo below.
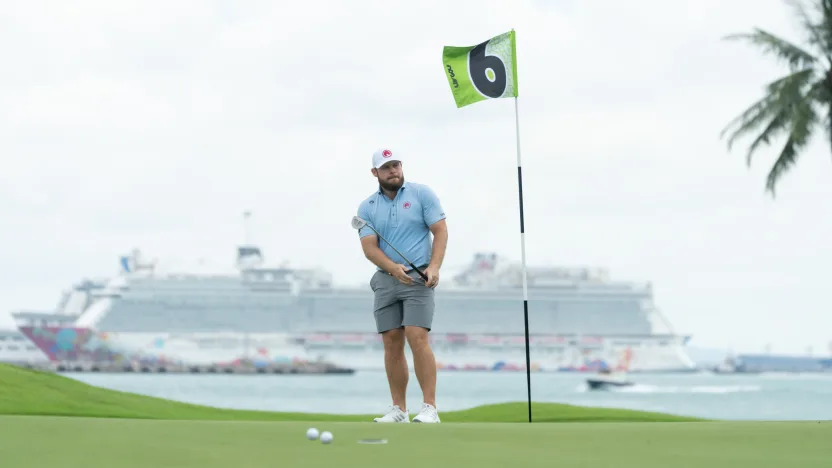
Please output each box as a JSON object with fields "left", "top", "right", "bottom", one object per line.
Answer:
{"left": 372, "top": 148, "right": 402, "bottom": 169}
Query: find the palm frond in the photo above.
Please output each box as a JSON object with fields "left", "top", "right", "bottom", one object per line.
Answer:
{"left": 722, "top": 1, "right": 832, "bottom": 196}
{"left": 804, "top": 0, "right": 832, "bottom": 61}
{"left": 743, "top": 108, "right": 792, "bottom": 167}
{"left": 723, "top": 28, "right": 818, "bottom": 72}
{"left": 821, "top": 0, "right": 832, "bottom": 45}
{"left": 720, "top": 68, "right": 816, "bottom": 151}
{"left": 722, "top": 69, "right": 825, "bottom": 197}
{"left": 764, "top": 93, "right": 819, "bottom": 196}
{"left": 743, "top": 77, "right": 826, "bottom": 167}
{"left": 784, "top": 0, "right": 832, "bottom": 64}
{"left": 812, "top": 79, "right": 832, "bottom": 152}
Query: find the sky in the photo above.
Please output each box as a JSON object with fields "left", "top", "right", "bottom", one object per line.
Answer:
{"left": 1, "top": 0, "right": 830, "bottom": 356}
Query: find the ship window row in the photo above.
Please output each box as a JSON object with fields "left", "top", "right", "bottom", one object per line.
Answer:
{"left": 114, "top": 297, "right": 295, "bottom": 308}
{"left": 110, "top": 295, "right": 647, "bottom": 309}
{"left": 128, "top": 283, "right": 261, "bottom": 292}
{"left": 95, "top": 306, "right": 651, "bottom": 335}
{"left": 0, "top": 335, "right": 25, "bottom": 341}
{"left": 124, "top": 284, "right": 294, "bottom": 294}
{"left": 1, "top": 345, "right": 37, "bottom": 351}
{"left": 130, "top": 276, "right": 291, "bottom": 284}
{"left": 121, "top": 289, "right": 649, "bottom": 301}
{"left": 92, "top": 291, "right": 653, "bottom": 334}
{"left": 146, "top": 301, "right": 650, "bottom": 316}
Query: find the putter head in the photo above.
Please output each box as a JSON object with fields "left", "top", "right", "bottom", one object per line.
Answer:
{"left": 351, "top": 216, "right": 368, "bottom": 230}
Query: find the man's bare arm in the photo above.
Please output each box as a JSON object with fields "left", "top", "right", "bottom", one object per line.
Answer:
{"left": 360, "top": 235, "right": 399, "bottom": 273}
{"left": 427, "top": 219, "right": 448, "bottom": 270}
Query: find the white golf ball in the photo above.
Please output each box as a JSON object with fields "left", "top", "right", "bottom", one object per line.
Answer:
{"left": 306, "top": 428, "right": 319, "bottom": 440}
{"left": 320, "top": 431, "right": 333, "bottom": 444}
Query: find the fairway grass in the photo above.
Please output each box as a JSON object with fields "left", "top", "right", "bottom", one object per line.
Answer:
{"left": 0, "top": 363, "right": 702, "bottom": 422}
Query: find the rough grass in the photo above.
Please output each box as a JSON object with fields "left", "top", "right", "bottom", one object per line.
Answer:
{"left": 0, "top": 363, "right": 703, "bottom": 422}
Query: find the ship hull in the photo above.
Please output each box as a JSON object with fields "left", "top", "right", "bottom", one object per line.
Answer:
{"left": 16, "top": 327, "right": 696, "bottom": 373}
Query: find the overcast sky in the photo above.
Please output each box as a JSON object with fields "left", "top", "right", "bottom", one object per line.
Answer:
{"left": 1, "top": 0, "right": 830, "bottom": 356}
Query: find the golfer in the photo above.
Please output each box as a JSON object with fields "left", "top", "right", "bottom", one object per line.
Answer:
{"left": 355, "top": 148, "right": 448, "bottom": 423}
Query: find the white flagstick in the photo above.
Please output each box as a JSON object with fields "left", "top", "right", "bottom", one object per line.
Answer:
{"left": 514, "top": 95, "right": 532, "bottom": 423}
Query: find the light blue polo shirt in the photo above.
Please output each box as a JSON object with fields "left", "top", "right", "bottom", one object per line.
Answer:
{"left": 356, "top": 181, "right": 446, "bottom": 269}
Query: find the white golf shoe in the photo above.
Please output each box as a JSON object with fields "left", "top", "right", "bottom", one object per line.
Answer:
{"left": 411, "top": 403, "right": 441, "bottom": 423}
{"left": 373, "top": 405, "right": 410, "bottom": 423}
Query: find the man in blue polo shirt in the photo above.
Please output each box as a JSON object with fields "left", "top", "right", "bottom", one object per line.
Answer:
{"left": 356, "top": 148, "right": 448, "bottom": 424}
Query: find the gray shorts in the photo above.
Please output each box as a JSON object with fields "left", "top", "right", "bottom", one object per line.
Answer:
{"left": 370, "top": 267, "right": 435, "bottom": 333}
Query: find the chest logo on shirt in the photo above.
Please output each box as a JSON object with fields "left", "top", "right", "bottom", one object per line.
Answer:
{"left": 403, "top": 201, "right": 411, "bottom": 209}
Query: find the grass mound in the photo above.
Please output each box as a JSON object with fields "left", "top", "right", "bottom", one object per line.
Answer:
{"left": 0, "top": 363, "right": 703, "bottom": 422}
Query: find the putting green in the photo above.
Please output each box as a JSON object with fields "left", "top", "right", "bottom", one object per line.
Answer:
{"left": 1, "top": 416, "right": 829, "bottom": 468}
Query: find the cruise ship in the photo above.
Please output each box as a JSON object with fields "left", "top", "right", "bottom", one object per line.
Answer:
{"left": 8, "top": 244, "right": 696, "bottom": 373}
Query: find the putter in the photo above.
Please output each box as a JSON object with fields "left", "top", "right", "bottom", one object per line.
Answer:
{"left": 351, "top": 216, "right": 429, "bottom": 282}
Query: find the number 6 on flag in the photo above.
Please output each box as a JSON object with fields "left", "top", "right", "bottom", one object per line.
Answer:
{"left": 442, "top": 30, "right": 518, "bottom": 108}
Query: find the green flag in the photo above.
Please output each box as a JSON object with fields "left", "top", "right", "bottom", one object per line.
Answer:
{"left": 442, "top": 30, "right": 518, "bottom": 108}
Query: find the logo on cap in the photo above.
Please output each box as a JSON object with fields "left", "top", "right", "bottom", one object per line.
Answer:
{"left": 382, "top": 149, "right": 392, "bottom": 158}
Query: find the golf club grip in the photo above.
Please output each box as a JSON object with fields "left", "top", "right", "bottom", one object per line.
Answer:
{"left": 410, "top": 263, "right": 429, "bottom": 282}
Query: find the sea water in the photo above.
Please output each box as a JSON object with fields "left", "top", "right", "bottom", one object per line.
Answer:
{"left": 67, "top": 370, "right": 832, "bottom": 421}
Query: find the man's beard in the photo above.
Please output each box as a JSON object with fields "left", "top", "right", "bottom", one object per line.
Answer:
{"left": 379, "top": 176, "right": 404, "bottom": 192}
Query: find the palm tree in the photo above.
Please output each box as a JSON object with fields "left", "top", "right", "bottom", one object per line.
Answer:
{"left": 720, "top": 0, "right": 832, "bottom": 196}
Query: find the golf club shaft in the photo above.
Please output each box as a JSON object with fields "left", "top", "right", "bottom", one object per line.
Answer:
{"left": 367, "top": 225, "right": 429, "bottom": 282}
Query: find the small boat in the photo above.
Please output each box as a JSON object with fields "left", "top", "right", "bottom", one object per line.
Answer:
{"left": 586, "top": 368, "right": 634, "bottom": 390}
{"left": 711, "top": 355, "right": 759, "bottom": 374}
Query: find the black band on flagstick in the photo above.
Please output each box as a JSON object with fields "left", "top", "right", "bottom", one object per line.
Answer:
{"left": 518, "top": 166, "right": 532, "bottom": 424}
{"left": 514, "top": 96, "right": 532, "bottom": 423}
